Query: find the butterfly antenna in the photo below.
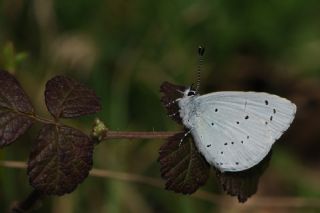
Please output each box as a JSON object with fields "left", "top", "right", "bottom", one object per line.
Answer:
{"left": 196, "top": 46, "right": 205, "bottom": 92}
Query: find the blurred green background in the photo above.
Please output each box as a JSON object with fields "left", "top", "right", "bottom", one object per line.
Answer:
{"left": 1, "top": 0, "right": 320, "bottom": 212}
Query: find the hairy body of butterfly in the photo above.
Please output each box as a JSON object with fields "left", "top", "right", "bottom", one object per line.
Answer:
{"left": 178, "top": 87, "right": 296, "bottom": 172}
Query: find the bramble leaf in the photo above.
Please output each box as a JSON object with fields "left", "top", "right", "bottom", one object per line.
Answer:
{"left": 160, "top": 81, "right": 186, "bottom": 124}
{"left": 0, "top": 70, "right": 34, "bottom": 147}
{"left": 215, "top": 151, "right": 272, "bottom": 202}
{"left": 159, "top": 132, "right": 210, "bottom": 194}
{"left": 45, "top": 76, "right": 101, "bottom": 119}
{"left": 27, "top": 124, "right": 93, "bottom": 195}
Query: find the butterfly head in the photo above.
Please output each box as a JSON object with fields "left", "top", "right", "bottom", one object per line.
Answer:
{"left": 183, "top": 86, "right": 197, "bottom": 98}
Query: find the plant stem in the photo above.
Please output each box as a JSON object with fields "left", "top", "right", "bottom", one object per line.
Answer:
{"left": 91, "top": 118, "right": 181, "bottom": 142}
{"left": 104, "top": 131, "right": 180, "bottom": 140}
{"left": 3, "top": 160, "right": 320, "bottom": 208}
{"left": 20, "top": 115, "right": 180, "bottom": 141}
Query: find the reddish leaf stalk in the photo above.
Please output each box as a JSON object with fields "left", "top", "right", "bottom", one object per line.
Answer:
{"left": 103, "top": 131, "right": 180, "bottom": 140}
{"left": 91, "top": 118, "right": 181, "bottom": 142}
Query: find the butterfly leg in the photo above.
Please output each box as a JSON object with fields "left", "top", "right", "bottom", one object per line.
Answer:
{"left": 165, "top": 98, "right": 181, "bottom": 107}
{"left": 175, "top": 89, "right": 184, "bottom": 94}
{"left": 179, "top": 129, "right": 192, "bottom": 146}
{"left": 168, "top": 112, "right": 179, "bottom": 117}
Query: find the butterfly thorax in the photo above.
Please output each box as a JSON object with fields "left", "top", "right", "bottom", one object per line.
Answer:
{"left": 178, "top": 91, "right": 200, "bottom": 129}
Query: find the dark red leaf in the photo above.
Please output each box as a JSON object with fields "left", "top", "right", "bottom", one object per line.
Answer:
{"left": 45, "top": 76, "right": 101, "bottom": 119}
{"left": 215, "top": 151, "right": 272, "bottom": 202}
{"left": 159, "top": 132, "right": 210, "bottom": 194}
{"left": 0, "top": 70, "right": 34, "bottom": 147}
{"left": 27, "top": 124, "right": 93, "bottom": 195}
{"left": 160, "top": 81, "right": 186, "bottom": 124}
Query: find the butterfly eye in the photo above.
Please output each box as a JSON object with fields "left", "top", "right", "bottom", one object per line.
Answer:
{"left": 187, "top": 91, "right": 196, "bottom": 96}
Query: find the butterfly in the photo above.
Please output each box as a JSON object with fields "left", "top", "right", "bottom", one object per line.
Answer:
{"left": 161, "top": 47, "right": 296, "bottom": 172}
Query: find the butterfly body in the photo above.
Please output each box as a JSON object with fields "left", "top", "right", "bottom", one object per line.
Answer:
{"left": 178, "top": 88, "right": 296, "bottom": 172}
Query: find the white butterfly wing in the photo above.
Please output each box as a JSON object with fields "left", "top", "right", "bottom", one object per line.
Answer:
{"left": 190, "top": 92, "right": 296, "bottom": 172}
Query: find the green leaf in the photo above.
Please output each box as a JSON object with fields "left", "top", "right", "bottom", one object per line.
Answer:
{"left": 45, "top": 75, "right": 101, "bottom": 119}
{"left": 215, "top": 151, "right": 272, "bottom": 202}
{"left": 27, "top": 124, "right": 94, "bottom": 195}
{"left": 158, "top": 132, "right": 210, "bottom": 194}
{"left": 0, "top": 70, "right": 34, "bottom": 147}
